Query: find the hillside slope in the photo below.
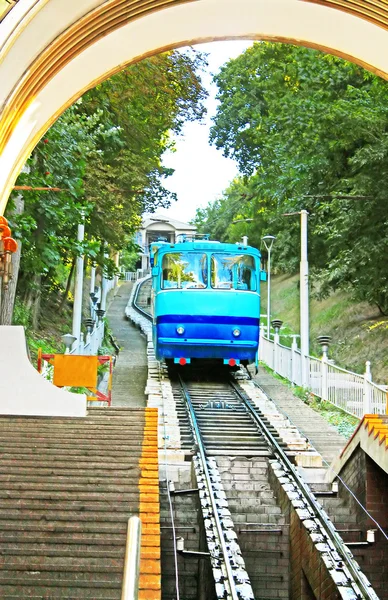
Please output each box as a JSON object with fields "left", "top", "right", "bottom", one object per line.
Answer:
{"left": 262, "top": 274, "right": 388, "bottom": 385}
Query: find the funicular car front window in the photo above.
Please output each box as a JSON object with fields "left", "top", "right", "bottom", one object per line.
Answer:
{"left": 211, "top": 254, "right": 256, "bottom": 290}
{"left": 162, "top": 253, "right": 208, "bottom": 289}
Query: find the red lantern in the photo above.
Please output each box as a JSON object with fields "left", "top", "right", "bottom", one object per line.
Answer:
{"left": 0, "top": 224, "right": 11, "bottom": 239}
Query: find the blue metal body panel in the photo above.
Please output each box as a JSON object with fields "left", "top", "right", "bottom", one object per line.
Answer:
{"left": 152, "top": 241, "right": 262, "bottom": 363}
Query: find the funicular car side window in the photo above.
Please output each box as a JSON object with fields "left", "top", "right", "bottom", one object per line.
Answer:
{"left": 162, "top": 252, "right": 208, "bottom": 289}
{"left": 211, "top": 254, "right": 256, "bottom": 290}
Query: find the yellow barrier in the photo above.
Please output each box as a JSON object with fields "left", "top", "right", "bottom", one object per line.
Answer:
{"left": 37, "top": 349, "right": 113, "bottom": 405}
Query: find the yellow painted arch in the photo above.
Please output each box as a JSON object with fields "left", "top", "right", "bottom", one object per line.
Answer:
{"left": 2, "top": 0, "right": 388, "bottom": 213}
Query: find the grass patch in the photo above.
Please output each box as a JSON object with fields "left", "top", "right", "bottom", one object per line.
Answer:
{"left": 291, "top": 386, "right": 359, "bottom": 439}
{"left": 262, "top": 274, "right": 388, "bottom": 384}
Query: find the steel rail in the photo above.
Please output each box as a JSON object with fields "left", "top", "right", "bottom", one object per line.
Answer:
{"left": 177, "top": 374, "right": 239, "bottom": 600}
{"left": 229, "top": 379, "right": 379, "bottom": 600}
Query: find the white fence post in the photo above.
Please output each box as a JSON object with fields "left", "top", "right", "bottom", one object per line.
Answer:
{"left": 273, "top": 333, "right": 278, "bottom": 374}
{"left": 272, "top": 320, "right": 283, "bottom": 375}
{"left": 291, "top": 335, "right": 298, "bottom": 385}
{"left": 363, "top": 360, "right": 372, "bottom": 414}
{"left": 321, "top": 354, "right": 328, "bottom": 401}
{"left": 79, "top": 332, "right": 85, "bottom": 355}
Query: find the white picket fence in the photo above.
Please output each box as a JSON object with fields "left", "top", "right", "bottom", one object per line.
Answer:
{"left": 259, "top": 332, "right": 387, "bottom": 418}
{"left": 70, "top": 320, "right": 105, "bottom": 356}
{"left": 123, "top": 269, "right": 149, "bottom": 281}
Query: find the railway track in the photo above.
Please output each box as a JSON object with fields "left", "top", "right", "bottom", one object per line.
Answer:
{"left": 132, "top": 277, "right": 378, "bottom": 600}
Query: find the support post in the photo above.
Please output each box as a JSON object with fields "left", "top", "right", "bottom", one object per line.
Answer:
{"left": 321, "top": 353, "right": 328, "bottom": 402}
{"left": 114, "top": 252, "right": 120, "bottom": 287}
{"left": 90, "top": 263, "right": 96, "bottom": 296}
{"left": 291, "top": 335, "right": 298, "bottom": 385}
{"left": 72, "top": 214, "right": 85, "bottom": 352}
{"left": 363, "top": 360, "right": 372, "bottom": 415}
{"left": 300, "top": 210, "right": 310, "bottom": 387}
{"left": 272, "top": 320, "right": 283, "bottom": 375}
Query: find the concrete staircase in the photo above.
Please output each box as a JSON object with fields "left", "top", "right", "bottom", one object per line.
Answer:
{"left": 255, "top": 369, "right": 347, "bottom": 465}
{"left": 216, "top": 456, "right": 290, "bottom": 600}
{"left": 0, "top": 407, "right": 151, "bottom": 599}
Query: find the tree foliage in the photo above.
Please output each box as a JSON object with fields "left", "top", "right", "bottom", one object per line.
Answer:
{"left": 6, "top": 49, "right": 207, "bottom": 325}
{"left": 202, "top": 42, "right": 388, "bottom": 313}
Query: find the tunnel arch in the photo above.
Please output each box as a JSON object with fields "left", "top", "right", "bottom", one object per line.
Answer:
{"left": 2, "top": 0, "right": 388, "bottom": 213}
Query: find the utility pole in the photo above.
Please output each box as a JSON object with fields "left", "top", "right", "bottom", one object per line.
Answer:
{"left": 283, "top": 209, "right": 310, "bottom": 387}
{"left": 72, "top": 212, "right": 85, "bottom": 352}
{"left": 300, "top": 210, "right": 310, "bottom": 387}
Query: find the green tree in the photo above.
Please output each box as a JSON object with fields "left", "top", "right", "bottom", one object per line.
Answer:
{"left": 5, "top": 49, "right": 207, "bottom": 326}
{"left": 209, "top": 42, "right": 388, "bottom": 312}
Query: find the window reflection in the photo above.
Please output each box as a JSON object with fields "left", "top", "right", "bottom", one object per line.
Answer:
{"left": 161, "top": 252, "right": 257, "bottom": 291}
{"left": 211, "top": 254, "right": 256, "bottom": 290}
{"left": 162, "top": 253, "right": 208, "bottom": 289}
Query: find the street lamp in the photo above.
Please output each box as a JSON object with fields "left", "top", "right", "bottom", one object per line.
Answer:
{"left": 261, "top": 235, "right": 276, "bottom": 337}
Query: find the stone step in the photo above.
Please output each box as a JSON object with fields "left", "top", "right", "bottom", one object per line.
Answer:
{"left": 0, "top": 519, "right": 129, "bottom": 535}
{"left": 0, "top": 407, "right": 159, "bottom": 599}
{"left": 0, "top": 471, "right": 146, "bottom": 482}
{"left": 0, "top": 459, "right": 147, "bottom": 470}
{"left": 0, "top": 585, "right": 120, "bottom": 599}
{"left": 0, "top": 532, "right": 127, "bottom": 546}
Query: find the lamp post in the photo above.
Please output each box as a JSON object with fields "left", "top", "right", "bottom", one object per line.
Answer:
{"left": 61, "top": 333, "right": 77, "bottom": 354}
{"left": 261, "top": 235, "right": 276, "bottom": 337}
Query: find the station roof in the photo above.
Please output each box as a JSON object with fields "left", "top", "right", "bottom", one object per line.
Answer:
{"left": 142, "top": 214, "right": 197, "bottom": 231}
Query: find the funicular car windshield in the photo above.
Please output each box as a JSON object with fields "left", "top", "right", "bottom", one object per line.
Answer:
{"left": 211, "top": 254, "right": 256, "bottom": 290}
{"left": 161, "top": 252, "right": 256, "bottom": 291}
{"left": 162, "top": 252, "right": 208, "bottom": 289}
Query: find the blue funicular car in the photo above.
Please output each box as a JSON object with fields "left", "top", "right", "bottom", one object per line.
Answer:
{"left": 151, "top": 234, "right": 266, "bottom": 368}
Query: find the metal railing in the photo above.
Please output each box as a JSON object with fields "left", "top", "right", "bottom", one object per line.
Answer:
{"left": 259, "top": 332, "right": 387, "bottom": 418}
{"left": 70, "top": 321, "right": 105, "bottom": 356}
{"left": 123, "top": 270, "right": 149, "bottom": 282}
{"left": 121, "top": 516, "right": 142, "bottom": 600}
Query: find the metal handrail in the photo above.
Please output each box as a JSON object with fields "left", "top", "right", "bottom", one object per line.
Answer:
{"left": 121, "top": 516, "right": 142, "bottom": 600}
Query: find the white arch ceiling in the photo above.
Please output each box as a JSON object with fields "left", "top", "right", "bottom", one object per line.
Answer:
{"left": 2, "top": 0, "right": 388, "bottom": 214}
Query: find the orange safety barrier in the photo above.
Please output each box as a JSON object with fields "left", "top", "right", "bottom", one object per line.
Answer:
{"left": 37, "top": 349, "right": 113, "bottom": 405}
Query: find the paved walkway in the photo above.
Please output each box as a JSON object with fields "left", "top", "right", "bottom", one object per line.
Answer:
{"left": 107, "top": 282, "right": 147, "bottom": 407}
{"left": 254, "top": 366, "right": 348, "bottom": 466}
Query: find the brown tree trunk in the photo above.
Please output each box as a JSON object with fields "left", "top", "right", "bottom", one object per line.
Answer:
{"left": 0, "top": 196, "right": 24, "bottom": 325}
{"left": 31, "top": 273, "right": 42, "bottom": 330}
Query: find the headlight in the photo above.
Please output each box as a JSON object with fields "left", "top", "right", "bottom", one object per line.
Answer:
{"left": 176, "top": 326, "right": 185, "bottom": 335}
{"left": 232, "top": 328, "right": 241, "bottom": 337}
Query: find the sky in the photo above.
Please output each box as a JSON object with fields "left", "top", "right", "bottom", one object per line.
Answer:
{"left": 160, "top": 40, "right": 253, "bottom": 224}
